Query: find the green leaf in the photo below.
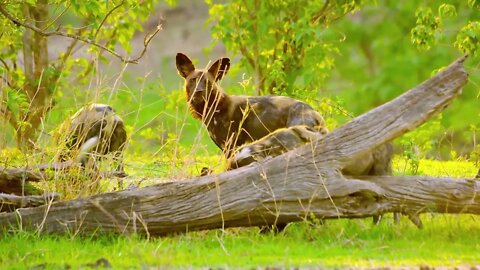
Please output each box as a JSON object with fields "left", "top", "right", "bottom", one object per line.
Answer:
{"left": 455, "top": 21, "right": 480, "bottom": 55}
{"left": 438, "top": 4, "right": 457, "bottom": 17}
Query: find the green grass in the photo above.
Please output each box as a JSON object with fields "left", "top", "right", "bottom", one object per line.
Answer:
{"left": 1, "top": 216, "right": 479, "bottom": 269}
{"left": 0, "top": 157, "right": 479, "bottom": 269}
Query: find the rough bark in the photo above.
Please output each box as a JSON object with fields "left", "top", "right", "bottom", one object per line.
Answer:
{"left": 0, "top": 56, "right": 473, "bottom": 236}
{"left": 0, "top": 167, "right": 44, "bottom": 195}
{"left": 0, "top": 161, "right": 77, "bottom": 195}
{"left": 17, "top": 1, "right": 52, "bottom": 149}
{"left": 0, "top": 193, "right": 60, "bottom": 212}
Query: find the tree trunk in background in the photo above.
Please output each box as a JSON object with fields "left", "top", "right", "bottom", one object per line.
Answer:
{"left": 16, "top": 0, "right": 52, "bottom": 150}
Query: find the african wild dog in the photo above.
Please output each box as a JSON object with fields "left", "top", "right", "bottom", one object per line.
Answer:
{"left": 176, "top": 53, "right": 328, "bottom": 158}
{"left": 226, "top": 125, "right": 328, "bottom": 170}
{"left": 226, "top": 124, "right": 395, "bottom": 224}
{"left": 58, "top": 103, "right": 127, "bottom": 178}
{"left": 226, "top": 125, "right": 393, "bottom": 178}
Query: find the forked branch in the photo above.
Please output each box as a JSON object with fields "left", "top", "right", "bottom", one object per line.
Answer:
{"left": 0, "top": 4, "right": 162, "bottom": 64}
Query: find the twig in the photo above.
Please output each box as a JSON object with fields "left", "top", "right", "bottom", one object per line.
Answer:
{"left": 43, "top": 2, "right": 71, "bottom": 31}
{"left": 0, "top": 5, "right": 162, "bottom": 64}
{"left": 53, "top": 17, "right": 92, "bottom": 77}
{"left": 311, "top": 0, "right": 331, "bottom": 24}
{"left": 72, "top": 28, "right": 118, "bottom": 83}
{"left": 93, "top": 0, "right": 125, "bottom": 40}
{"left": 0, "top": 58, "right": 10, "bottom": 71}
{"left": 0, "top": 94, "right": 19, "bottom": 130}
{"left": 130, "top": 25, "right": 163, "bottom": 63}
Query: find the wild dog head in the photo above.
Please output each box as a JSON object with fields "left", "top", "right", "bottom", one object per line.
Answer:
{"left": 176, "top": 53, "right": 230, "bottom": 119}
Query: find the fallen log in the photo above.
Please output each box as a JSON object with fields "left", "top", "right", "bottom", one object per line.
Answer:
{"left": 0, "top": 55, "right": 474, "bottom": 236}
{"left": 0, "top": 166, "right": 45, "bottom": 195}
{"left": 0, "top": 160, "right": 81, "bottom": 195}
{"left": 0, "top": 166, "right": 45, "bottom": 182}
{"left": 0, "top": 193, "right": 60, "bottom": 212}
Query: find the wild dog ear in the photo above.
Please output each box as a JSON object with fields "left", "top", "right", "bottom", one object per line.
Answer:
{"left": 176, "top": 53, "right": 195, "bottom": 78}
{"left": 208, "top": 57, "right": 230, "bottom": 81}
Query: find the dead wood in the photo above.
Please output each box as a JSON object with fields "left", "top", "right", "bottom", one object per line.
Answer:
{"left": 0, "top": 161, "right": 78, "bottom": 195}
{"left": 0, "top": 193, "right": 60, "bottom": 212}
{"left": 0, "top": 167, "right": 45, "bottom": 182}
{"left": 0, "top": 167, "right": 44, "bottom": 195}
{"left": 0, "top": 56, "right": 474, "bottom": 236}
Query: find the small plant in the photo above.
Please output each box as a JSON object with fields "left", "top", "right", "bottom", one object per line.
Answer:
{"left": 402, "top": 141, "right": 421, "bottom": 175}
{"left": 469, "top": 124, "right": 480, "bottom": 167}
{"left": 398, "top": 115, "right": 444, "bottom": 174}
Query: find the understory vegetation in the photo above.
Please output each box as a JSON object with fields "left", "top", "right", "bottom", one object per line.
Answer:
{"left": 0, "top": 158, "right": 479, "bottom": 269}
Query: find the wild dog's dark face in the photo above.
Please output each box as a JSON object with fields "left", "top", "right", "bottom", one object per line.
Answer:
{"left": 226, "top": 125, "right": 326, "bottom": 170}
{"left": 176, "top": 53, "right": 230, "bottom": 115}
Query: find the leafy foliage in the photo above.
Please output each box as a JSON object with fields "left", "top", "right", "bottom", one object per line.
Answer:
{"left": 207, "top": 0, "right": 364, "bottom": 95}
{"left": 205, "top": 0, "right": 480, "bottom": 158}
{"left": 411, "top": 2, "right": 480, "bottom": 56}
{"left": 410, "top": 6, "right": 441, "bottom": 50}
{"left": 455, "top": 21, "right": 480, "bottom": 55}
{"left": 327, "top": 1, "right": 480, "bottom": 158}
{"left": 0, "top": 0, "right": 162, "bottom": 148}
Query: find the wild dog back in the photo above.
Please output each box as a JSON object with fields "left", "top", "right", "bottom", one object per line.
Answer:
{"left": 58, "top": 103, "right": 127, "bottom": 174}
{"left": 176, "top": 53, "right": 327, "bottom": 156}
{"left": 226, "top": 126, "right": 394, "bottom": 224}
{"left": 223, "top": 95, "right": 326, "bottom": 150}
{"left": 226, "top": 123, "right": 393, "bottom": 178}
{"left": 342, "top": 143, "right": 393, "bottom": 176}
{"left": 226, "top": 125, "right": 327, "bottom": 170}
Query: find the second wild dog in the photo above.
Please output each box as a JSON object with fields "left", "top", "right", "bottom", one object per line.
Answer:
{"left": 226, "top": 125, "right": 395, "bottom": 224}
{"left": 57, "top": 103, "right": 127, "bottom": 177}
{"left": 226, "top": 125, "right": 393, "bottom": 177}
{"left": 226, "top": 125, "right": 327, "bottom": 170}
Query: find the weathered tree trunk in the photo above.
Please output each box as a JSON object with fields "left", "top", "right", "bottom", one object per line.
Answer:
{"left": 0, "top": 160, "right": 78, "bottom": 196}
{"left": 0, "top": 193, "right": 60, "bottom": 212}
{"left": 0, "top": 167, "right": 44, "bottom": 195}
{"left": 0, "top": 56, "right": 474, "bottom": 236}
{"left": 17, "top": 0, "right": 52, "bottom": 149}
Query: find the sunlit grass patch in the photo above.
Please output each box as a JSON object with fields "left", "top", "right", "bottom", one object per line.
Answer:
{"left": 1, "top": 154, "right": 479, "bottom": 268}
{"left": 393, "top": 156, "right": 477, "bottom": 177}
{"left": 123, "top": 152, "right": 224, "bottom": 179}
{"left": 1, "top": 214, "right": 479, "bottom": 268}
